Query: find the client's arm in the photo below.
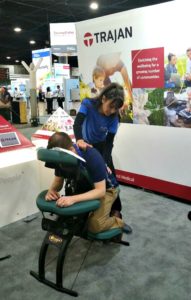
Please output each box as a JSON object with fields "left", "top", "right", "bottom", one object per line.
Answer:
{"left": 45, "top": 176, "right": 64, "bottom": 201}
{"left": 56, "top": 180, "right": 106, "bottom": 207}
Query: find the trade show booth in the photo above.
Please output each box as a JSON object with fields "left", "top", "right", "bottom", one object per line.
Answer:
{"left": 76, "top": 0, "right": 191, "bottom": 201}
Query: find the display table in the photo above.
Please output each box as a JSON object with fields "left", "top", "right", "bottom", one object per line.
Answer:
{"left": 0, "top": 148, "right": 56, "bottom": 228}
{"left": 0, "top": 149, "right": 38, "bottom": 227}
{"left": 0, "top": 117, "right": 54, "bottom": 227}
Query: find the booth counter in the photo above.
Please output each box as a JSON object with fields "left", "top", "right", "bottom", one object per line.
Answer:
{"left": 0, "top": 147, "right": 56, "bottom": 228}
{"left": 0, "top": 148, "right": 39, "bottom": 227}
{"left": 0, "top": 116, "right": 55, "bottom": 227}
{"left": 113, "top": 124, "right": 191, "bottom": 201}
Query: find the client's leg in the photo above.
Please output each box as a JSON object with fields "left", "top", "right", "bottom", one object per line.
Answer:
{"left": 88, "top": 188, "right": 124, "bottom": 233}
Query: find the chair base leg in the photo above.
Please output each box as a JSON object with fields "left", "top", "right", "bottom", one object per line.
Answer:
{"left": 118, "top": 240, "right": 130, "bottom": 246}
{"left": 0, "top": 255, "right": 11, "bottom": 261}
{"left": 30, "top": 270, "right": 78, "bottom": 297}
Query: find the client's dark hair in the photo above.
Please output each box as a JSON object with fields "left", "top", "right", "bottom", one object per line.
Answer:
{"left": 94, "top": 82, "right": 124, "bottom": 110}
{"left": 47, "top": 132, "right": 73, "bottom": 150}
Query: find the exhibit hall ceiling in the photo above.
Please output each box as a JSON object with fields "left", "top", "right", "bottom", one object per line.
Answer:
{"left": 0, "top": 0, "right": 173, "bottom": 64}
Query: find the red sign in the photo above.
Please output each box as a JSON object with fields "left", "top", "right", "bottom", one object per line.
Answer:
{"left": 0, "top": 116, "right": 34, "bottom": 153}
{"left": 132, "top": 47, "right": 164, "bottom": 88}
{"left": 84, "top": 32, "right": 94, "bottom": 47}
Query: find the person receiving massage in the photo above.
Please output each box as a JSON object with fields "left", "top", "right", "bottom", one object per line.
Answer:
{"left": 45, "top": 132, "right": 132, "bottom": 234}
{"left": 73, "top": 83, "right": 132, "bottom": 233}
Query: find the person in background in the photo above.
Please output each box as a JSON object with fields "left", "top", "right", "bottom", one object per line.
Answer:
{"left": 45, "top": 86, "right": 53, "bottom": 114}
{"left": 90, "top": 66, "right": 105, "bottom": 97}
{"left": 185, "top": 48, "right": 191, "bottom": 87}
{"left": 165, "top": 53, "right": 178, "bottom": 81}
{"left": 55, "top": 85, "right": 65, "bottom": 109}
{"left": 73, "top": 83, "right": 132, "bottom": 232}
{"left": 13, "top": 87, "right": 20, "bottom": 100}
{"left": 186, "top": 89, "right": 191, "bottom": 112}
{"left": 45, "top": 132, "right": 132, "bottom": 234}
{"left": 0, "top": 87, "right": 11, "bottom": 105}
{"left": 38, "top": 87, "right": 44, "bottom": 102}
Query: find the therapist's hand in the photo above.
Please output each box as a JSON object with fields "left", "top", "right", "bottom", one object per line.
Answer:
{"left": 77, "top": 139, "right": 92, "bottom": 150}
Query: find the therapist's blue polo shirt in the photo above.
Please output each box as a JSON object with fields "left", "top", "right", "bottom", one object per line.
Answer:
{"left": 79, "top": 99, "right": 119, "bottom": 144}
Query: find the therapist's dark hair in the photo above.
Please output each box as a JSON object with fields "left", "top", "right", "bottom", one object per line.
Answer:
{"left": 94, "top": 82, "right": 124, "bottom": 110}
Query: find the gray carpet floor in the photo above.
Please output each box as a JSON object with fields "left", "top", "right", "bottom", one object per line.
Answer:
{"left": 0, "top": 185, "right": 190, "bottom": 300}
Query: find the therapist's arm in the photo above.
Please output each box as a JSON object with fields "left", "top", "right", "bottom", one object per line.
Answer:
{"left": 73, "top": 112, "right": 85, "bottom": 140}
{"left": 73, "top": 112, "right": 92, "bottom": 149}
{"left": 103, "top": 132, "right": 115, "bottom": 166}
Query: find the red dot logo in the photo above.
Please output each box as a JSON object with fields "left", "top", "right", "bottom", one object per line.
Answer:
{"left": 83, "top": 32, "right": 93, "bottom": 47}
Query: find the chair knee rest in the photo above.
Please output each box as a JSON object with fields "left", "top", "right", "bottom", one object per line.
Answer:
{"left": 36, "top": 190, "right": 100, "bottom": 216}
{"left": 87, "top": 228, "right": 122, "bottom": 240}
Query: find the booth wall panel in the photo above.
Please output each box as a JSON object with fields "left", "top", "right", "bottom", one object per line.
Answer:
{"left": 113, "top": 124, "right": 191, "bottom": 200}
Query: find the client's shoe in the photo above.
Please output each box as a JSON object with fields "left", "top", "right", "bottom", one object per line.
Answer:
{"left": 122, "top": 223, "right": 133, "bottom": 234}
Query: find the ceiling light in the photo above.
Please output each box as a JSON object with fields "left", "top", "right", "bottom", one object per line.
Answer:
{"left": 29, "top": 40, "right": 36, "bottom": 44}
{"left": 6, "top": 56, "right": 11, "bottom": 59}
{"left": 90, "top": 2, "right": 98, "bottom": 10}
{"left": 54, "top": 59, "right": 58, "bottom": 62}
{"left": 15, "top": 60, "right": 19, "bottom": 63}
{"left": 14, "top": 27, "right": 22, "bottom": 32}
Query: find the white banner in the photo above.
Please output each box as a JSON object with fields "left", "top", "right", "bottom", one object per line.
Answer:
{"left": 50, "top": 23, "right": 77, "bottom": 55}
{"left": 32, "top": 48, "right": 52, "bottom": 89}
{"left": 54, "top": 63, "right": 70, "bottom": 83}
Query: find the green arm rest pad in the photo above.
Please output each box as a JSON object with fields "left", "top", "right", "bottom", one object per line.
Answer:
{"left": 87, "top": 228, "right": 122, "bottom": 240}
{"left": 36, "top": 190, "right": 100, "bottom": 216}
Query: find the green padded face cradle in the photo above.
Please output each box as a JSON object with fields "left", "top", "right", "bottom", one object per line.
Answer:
{"left": 37, "top": 190, "right": 100, "bottom": 216}
{"left": 37, "top": 148, "right": 80, "bottom": 178}
{"left": 37, "top": 148, "right": 78, "bottom": 167}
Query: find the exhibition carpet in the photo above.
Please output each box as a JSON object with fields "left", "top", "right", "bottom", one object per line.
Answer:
{"left": 0, "top": 185, "right": 190, "bottom": 300}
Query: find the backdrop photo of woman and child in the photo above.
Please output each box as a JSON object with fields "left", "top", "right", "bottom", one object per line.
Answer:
{"left": 133, "top": 48, "right": 191, "bottom": 128}
{"left": 79, "top": 49, "right": 191, "bottom": 128}
{"left": 79, "top": 52, "right": 133, "bottom": 123}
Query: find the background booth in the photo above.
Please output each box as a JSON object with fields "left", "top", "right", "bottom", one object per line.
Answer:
{"left": 76, "top": 1, "right": 191, "bottom": 202}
